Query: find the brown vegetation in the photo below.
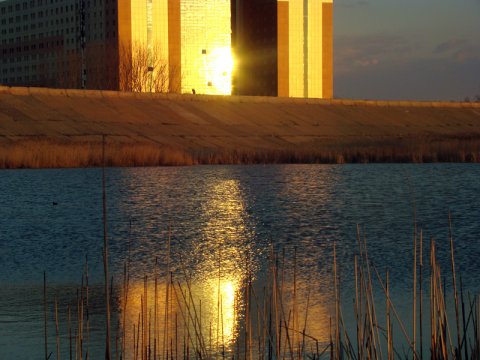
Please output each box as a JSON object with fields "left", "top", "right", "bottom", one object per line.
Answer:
{"left": 1, "top": 136, "right": 480, "bottom": 169}
{"left": 0, "top": 140, "right": 194, "bottom": 168}
{"left": 40, "top": 224, "right": 480, "bottom": 359}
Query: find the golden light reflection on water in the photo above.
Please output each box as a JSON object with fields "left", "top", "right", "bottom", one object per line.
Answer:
{"left": 119, "top": 276, "right": 241, "bottom": 359}
{"left": 118, "top": 179, "right": 249, "bottom": 358}
{"left": 118, "top": 275, "right": 334, "bottom": 359}
{"left": 116, "top": 173, "right": 338, "bottom": 358}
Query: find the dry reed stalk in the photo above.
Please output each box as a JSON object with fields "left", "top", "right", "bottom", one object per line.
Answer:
{"left": 279, "top": 249, "right": 286, "bottom": 359}
{"left": 102, "top": 134, "right": 112, "bottom": 360}
{"left": 256, "top": 291, "right": 263, "bottom": 360}
{"left": 245, "top": 275, "right": 250, "bottom": 360}
{"left": 371, "top": 264, "right": 419, "bottom": 358}
{"left": 143, "top": 275, "right": 147, "bottom": 360}
{"left": 292, "top": 246, "right": 297, "bottom": 354}
{"left": 75, "top": 326, "right": 79, "bottom": 360}
{"left": 333, "top": 243, "right": 339, "bottom": 360}
{"left": 413, "top": 224, "right": 417, "bottom": 359}
{"left": 262, "top": 285, "right": 270, "bottom": 360}
{"left": 163, "top": 231, "right": 171, "bottom": 360}
{"left": 364, "top": 234, "right": 383, "bottom": 360}
{"left": 459, "top": 277, "right": 469, "bottom": 360}
{"left": 171, "top": 274, "right": 176, "bottom": 360}
{"left": 419, "top": 230, "right": 423, "bottom": 360}
{"left": 172, "top": 281, "right": 204, "bottom": 359}
{"left": 476, "top": 295, "right": 480, "bottom": 358}
{"left": 133, "top": 324, "right": 136, "bottom": 360}
{"left": 439, "top": 267, "right": 455, "bottom": 357}
{"left": 148, "top": 309, "right": 152, "bottom": 360}
{"left": 140, "top": 296, "right": 144, "bottom": 360}
{"left": 386, "top": 271, "right": 393, "bottom": 360}
{"left": 154, "top": 259, "right": 158, "bottom": 360}
{"left": 217, "top": 250, "right": 222, "bottom": 359}
{"left": 329, "top": 317, "right": 333, "bottom": 360}
{"left": 178, "top": 268, "right": 208, "bottom": 358}
{"left": 220, "top": 294, "right": 225, "bottom": 359}
{"left": 44, "top": 271, "right": 48, "bottom": 360}
{"left": 138, "top": 310, "right": 141, "bottom": 360}
{"left": 430, "top": 239, "right": 453, "bottom": 358}
{"left": 122, "top": 261, "right": 130, "bottom": 360}
{"left": 80, "top": 274, "right": 85, "bottom": 360}
{"left": 135, "top": 312, "right": 140, "bottom": 360}
{"left": 356, "top": 227, "right": 379, "bottom": 358}
{"left": 449, "top": 213, "right": 462, "bottom": 359}
{"left": 283, "top": 310, "right": 293, "bottom": 360}
{"left": 430, "top": 238, "right": 436, "bottom": 357}
{"left": 209, "top": 320, "right": 213, "bottom": 360}
{"left": 85, "top": 257, "right": 90, "bottom": 360}
{"left": 163, "top": 278, "right": 169, "bottom": 360}
{"left": 271, "top": 249, "right": 280, "bottom": 360}
{"left": 354, "top": 256, "right": 360, "bottom": 360}
{"left": 300, "top": 290, "right": 310, "bottom": 360}
{"left": 175, "top": 311, "right": 178, "bottom": 360}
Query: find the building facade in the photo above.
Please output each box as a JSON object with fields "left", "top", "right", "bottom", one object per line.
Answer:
{"left": 0, "top": 0, "right": 332, "bottom": 98}
{"left": 118, "top": 0, "right": 232, "bottom": 94}
{"left": 0, "top": 0, "right": 118, "bottom": 89}
{"left": 232, "top": 0, "right": 333, "bottom": 98}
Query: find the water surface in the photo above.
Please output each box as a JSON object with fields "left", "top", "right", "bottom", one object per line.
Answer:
{"left": 1, "top": 164, "right": 479, "bottom": 359}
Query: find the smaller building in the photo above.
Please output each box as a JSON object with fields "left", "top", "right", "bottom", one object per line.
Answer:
{"left": 232, "top": 0, "right": 333, "bottom": 98}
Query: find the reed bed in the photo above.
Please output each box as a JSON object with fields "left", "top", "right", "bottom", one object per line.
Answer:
{"left": 0, "top": 139, "right": 195, "bottom": 168}
{"left": 41, "top": 228, "right": 480, "bottom": 360}
{"left": 1, "top": 136, "right": 480, "bottom": 168}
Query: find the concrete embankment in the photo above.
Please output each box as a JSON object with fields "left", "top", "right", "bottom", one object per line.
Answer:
{"left": 0, "top": 86, "right": 479, "bottom": 167}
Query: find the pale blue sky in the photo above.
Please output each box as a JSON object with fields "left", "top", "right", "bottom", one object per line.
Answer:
{"left": 333, "top": 0, "right": 480, "bottom": 100}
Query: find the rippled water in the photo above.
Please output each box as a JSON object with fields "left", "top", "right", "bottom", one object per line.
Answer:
{"left": 1, "top": 164, "right": 480, "bottom": 359}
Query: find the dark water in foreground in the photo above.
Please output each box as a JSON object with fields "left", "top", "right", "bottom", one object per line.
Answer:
{"left": 1, "top": 164, "right": 480, "bottom": 359}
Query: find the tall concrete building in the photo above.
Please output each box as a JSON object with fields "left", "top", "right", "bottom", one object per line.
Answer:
{"left": 0, "top": 0, "right": 332, "bottom": 98}
{"left": 0, "top": 0, "right": 118, "bottom": 89}
{"left": 232, "top": 0, "right": 333, "bottom": 98}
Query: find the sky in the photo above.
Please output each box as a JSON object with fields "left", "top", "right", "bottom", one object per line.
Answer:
{"left": 333, "top": 0, "right": 480, "bottom": 101}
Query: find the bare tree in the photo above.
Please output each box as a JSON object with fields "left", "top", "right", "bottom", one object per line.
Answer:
{"left": 119, "top": 42, "right": 178, "bottom": 93}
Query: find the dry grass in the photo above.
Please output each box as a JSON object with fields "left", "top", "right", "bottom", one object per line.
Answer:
{"left": 0, "top": 139, "right": 195, "bottom": 168}
{"left": 1, "top": 135, "right": 480, "bottom": 169}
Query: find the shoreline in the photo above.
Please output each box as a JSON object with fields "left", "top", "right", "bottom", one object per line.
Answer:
{"left": 1, "top": 86, "right": 479, "bottom": 168}
{"left": 1, "top": 136, "right": 479, "bottom": 168}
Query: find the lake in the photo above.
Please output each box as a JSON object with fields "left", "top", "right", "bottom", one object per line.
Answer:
{"left": 1, "top": 164, "right": 479, "bottom": 359}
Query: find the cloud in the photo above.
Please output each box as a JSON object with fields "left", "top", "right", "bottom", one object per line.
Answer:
{"left": 333, "top": 34, "right": 480, "bottom": 100}
{"left": 433, "top": 39, "right": 480, "bottom": 63}
{"left": 355, "top": 58, "right": 379, "bottom": 67}
{"left": 433, "top": 39, "right": 468, "bottom": 54}
{"left": 334, "top": 34, "right": 418, "bottom": 75}
{"left": 334, "top": 56, "right": 480, "bottom": 101}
